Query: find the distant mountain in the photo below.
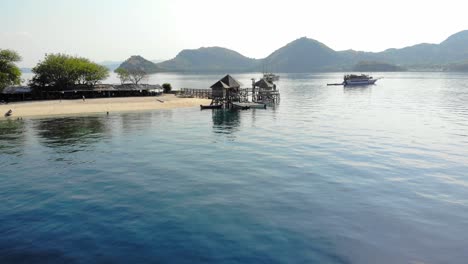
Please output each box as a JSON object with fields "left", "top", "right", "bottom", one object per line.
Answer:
{"left": 157, "top": 47, "right": 259, "bottom": 72}
{"left": 118, "top": 30, "right": 468, "bottom": 73}
{"left": 437, "top": 30, "right": 468, "bottom": 68}
{"left": 440, "top": 30, "right": 468, "bottom": 56}
{"left": 263, "top": 37, "right": 343, "bottom": 72}
{"left": 117, "top": 55, "right": 163, "bottom": 72}
{"left": 380, "top": 30, "right": 468, "bottom": 65}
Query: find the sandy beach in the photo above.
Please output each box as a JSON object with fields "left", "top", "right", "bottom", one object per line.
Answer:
{"left": 0, "top": 94, "right": 211, "bottom": 118}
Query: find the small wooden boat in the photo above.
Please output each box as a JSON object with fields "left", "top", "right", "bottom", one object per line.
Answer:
{"left": 200, "top": 104, "right": 223, "bottom": 110}
{"left": 231, "top": 102, "right": 266, "bottom": 110}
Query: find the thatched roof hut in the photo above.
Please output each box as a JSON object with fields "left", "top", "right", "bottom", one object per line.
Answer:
{"left": 254, "top": 78, "right": 274, "bottom": 89}
{"left": 210, "top": 75, "right": 242, "bottom": 99}
{"left": 210, "top": 75, "right": 242, "bottom": 89}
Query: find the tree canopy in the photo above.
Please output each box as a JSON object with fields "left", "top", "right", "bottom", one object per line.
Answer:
{"left": 30, "top": 54, "right": 109, "bottom": 90}
{"left": 162, "top": 83, "right": 172, "bottom": 93}
{"left": 128, "top": 69, "right": 147, "bottom": 85}
{"left": 114, "top": 68, "right": 147, "bottom": 85}
{"left": 0, "top": 49, "right": 22, "bottom": 92}
{"left": 115, "top": 68, "right": 130, "bottom": 84}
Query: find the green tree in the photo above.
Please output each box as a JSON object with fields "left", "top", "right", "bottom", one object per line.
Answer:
{"left": 114, "top": 68, "right": 147, "bottom": 85}
{"left": 162, "top": 83, "right": 172, "bottom": 93}
{"left": 115, "top": 68, "right": 130, "bottom": 84}
{"left": 30, "top": 53, "right": 109, "bottom": 90}
{"left": 0, "top": 49, "right": 22, "bottom": 92}
{"left": 128, "top": 69, "right": 147, "bottom": 85}
{"left": 77, "top": 61, "right": 109, "bottom": 86}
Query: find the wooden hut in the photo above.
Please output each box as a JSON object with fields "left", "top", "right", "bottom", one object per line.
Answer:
{"left": 209, "top": 75, "right": 242, "bottom": 106}
{"left": 252, "top": 77, "right": 280, "bottom": 103}
{"left": 254, "top": 78, "right": 274, "bottom": 90}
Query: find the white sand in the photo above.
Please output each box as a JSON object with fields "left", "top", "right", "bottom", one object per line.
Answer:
{"left": 0, "top": 94, "right": 211, "bottom": 118}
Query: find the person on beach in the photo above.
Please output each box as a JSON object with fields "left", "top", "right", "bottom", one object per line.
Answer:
{"left": 82, "top": 95, "right": 86, "bottom": 102}
{"left": 4, "top": 109, "right": 12, "bottom": 117}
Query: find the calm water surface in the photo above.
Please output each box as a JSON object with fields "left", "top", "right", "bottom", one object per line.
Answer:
{"left": 1, "top": 72, "right": 468, "bottom": 263}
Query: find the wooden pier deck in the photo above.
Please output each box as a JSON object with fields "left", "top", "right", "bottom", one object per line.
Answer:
{"left": 178, "top": 88, "right": 212, "bottom": 98}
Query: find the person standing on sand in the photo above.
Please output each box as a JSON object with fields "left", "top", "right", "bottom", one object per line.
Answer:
{"left": 4, "top": 109, "right": 12, "bottom": 117}
{"left": 82, "top": 95, "right": 86, "bottom": 102}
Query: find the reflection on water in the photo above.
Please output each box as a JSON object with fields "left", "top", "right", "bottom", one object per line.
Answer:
{"left": 0, "top": 245, "right": 75, "bottom": 264}
{"left": 342, "top": 85, "right": 372, "bottom": 94}
{"left": 440, "top": 77, "right": 468, "bottom": 119}
{"left": 212, "top": 109, "right": 241, "bottom": 134}
{"left": 0, "top": 120, "right": 26, "bottom": 155}
{"left": 33, "top": 116, "right": 110, "bottom": 147}
{"left": 1, "top": 72, "right": 468, "bottom": 263}
{"left": 118, "top": 112, "right": 157, "bottom": 134}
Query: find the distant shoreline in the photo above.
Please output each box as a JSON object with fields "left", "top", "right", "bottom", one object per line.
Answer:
{"left": 0, "top": 94, "right": 211, "bottom": 119}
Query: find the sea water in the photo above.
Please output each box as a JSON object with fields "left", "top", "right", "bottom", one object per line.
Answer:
{"left": 1, "top": 72, "right": 468, "bottom": 263}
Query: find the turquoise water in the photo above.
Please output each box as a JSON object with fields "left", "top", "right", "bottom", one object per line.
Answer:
{"left": 1, "top": 72, "right": 468, "bottom": 263}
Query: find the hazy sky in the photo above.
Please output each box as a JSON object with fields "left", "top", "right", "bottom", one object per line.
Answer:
{"left": 2, "top": 0, "right": 467, "bottom": 67}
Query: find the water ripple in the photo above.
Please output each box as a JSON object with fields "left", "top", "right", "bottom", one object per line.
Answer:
{"left": 1, "top": 72, "right": 468, "bottom": 263}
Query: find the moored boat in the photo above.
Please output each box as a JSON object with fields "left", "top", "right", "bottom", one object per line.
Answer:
{"left": 263, "top": 73, "right": 280, "bottom": 82}
{"left": 200, "top": 104, "right": 223, "bottom": 110}
{"left": 344, "top": 74, "right": 377, "bottom": 86}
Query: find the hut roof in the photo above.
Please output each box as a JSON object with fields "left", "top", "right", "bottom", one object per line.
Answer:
{"left": 114, "top": 84, "right": 163, "bottom": 91}
{"left": 210, "top": 80, "right": 231, "bottom": 89}
{"left": 2, "top": 86, "right": 32, "bottom": 94}
{"left": 210, "top": 75, "right": 242, "bottom": 89}
{"left": 254, "top": 78, "right": 274, "bottom": 89}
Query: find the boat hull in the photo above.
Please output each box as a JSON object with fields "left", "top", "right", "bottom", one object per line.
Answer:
{"left": 344, "top": 79, "right": 377, "bottom": 86}
{"left": 200, "top": 104, "right": 223, "bottom": 110}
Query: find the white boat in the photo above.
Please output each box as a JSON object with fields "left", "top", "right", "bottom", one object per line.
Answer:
{"left": 344, "top": 74, "right": 377, "bottom": 86}
{"left": 263, "top": 73, "right": 280, "bottom": 82}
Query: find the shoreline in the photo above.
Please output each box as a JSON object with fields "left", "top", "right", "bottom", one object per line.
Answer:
{"left": 0, "top": 94, "right": 211, "bottom": 119}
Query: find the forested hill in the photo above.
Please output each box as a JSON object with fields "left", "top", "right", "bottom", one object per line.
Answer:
{"left": 117, "top": 30, "right": 468, "bottom": 73}
{"left": 156, "top": 47, "right": 260, "bottom": 72}
{"left": 118, "top": 56, "right": 162, "bottom": 72}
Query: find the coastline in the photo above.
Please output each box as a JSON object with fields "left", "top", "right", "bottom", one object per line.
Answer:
{"left": 0, "top": 94, "right": 211, "bottom": 119}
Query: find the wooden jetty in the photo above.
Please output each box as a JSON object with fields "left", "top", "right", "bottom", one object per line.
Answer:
{"left": 179, "top": 88, "right": 212, "bottom": 98}
{"left": 189, "top": 74, "right": 280, "bottom": 110}
{"left": 199, "top": 74, "right": 249, "bottom": 109}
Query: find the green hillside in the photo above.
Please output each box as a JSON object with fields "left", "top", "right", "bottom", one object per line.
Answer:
{"left": 117, "top": 30, "right": 468, "bottom": 73}
{"left": 263, "top": 37, "right": 342, "bottom": 72}
{"left": 157, "top": 47, "right": 259, "bottom": 72}
{"left": 117, "top": 55, "right": 162, "bottom": 73}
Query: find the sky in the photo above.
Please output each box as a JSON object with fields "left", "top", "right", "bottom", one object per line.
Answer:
{"left": 1, "top": 0, "right": 468, "bottom": 67}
